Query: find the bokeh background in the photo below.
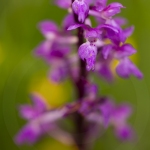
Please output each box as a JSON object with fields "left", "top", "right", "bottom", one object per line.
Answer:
{"left": 0, "top": 0, "right": 150, "bottom": 149}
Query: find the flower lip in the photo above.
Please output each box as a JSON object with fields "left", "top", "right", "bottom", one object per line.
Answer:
{"left": 116, "top": 58, "right": 143, "bottom": 79}
{"left": 79, "top": 42, "right": 98, "bottom": 71}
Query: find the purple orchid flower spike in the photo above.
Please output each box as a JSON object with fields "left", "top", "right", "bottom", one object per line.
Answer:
{"left": 15, "top": 0, "right": 143, "bottom": 148}
{"left": 72, "top": 0, "right": 89, "bottom": 23}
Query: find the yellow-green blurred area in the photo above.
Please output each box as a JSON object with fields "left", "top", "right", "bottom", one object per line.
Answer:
{"left": 0, "top": 0, "right": 150, "bottom": 149}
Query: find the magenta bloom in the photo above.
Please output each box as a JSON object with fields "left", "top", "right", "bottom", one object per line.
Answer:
{"left": 15, "top": 94, "right": 66, "bottom": 145}
{"left": 15, "top": 94, "right": 48, "bottom": 145}
{"left": 79, "top": 42, "right": 97, "bottom": 70}
{"left": 34, "top": 20, "right": 78, "bottom": 82}
{"left": 67, "top": 23, "right": 120, "bottom": 70}
{"left": 83, "top": 98, "right": 134, "bottom": 140}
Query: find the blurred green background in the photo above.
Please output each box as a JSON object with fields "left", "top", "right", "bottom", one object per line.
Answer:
{"left": 0, "top": 0, "right": 150, "bottom": 149}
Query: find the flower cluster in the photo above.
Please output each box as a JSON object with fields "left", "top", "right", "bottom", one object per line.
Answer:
{"left": 15, "top": 88, "right": 134, "bottom": 145}
{"left": 15, "top": 0, "right": 143, "bottom": 148}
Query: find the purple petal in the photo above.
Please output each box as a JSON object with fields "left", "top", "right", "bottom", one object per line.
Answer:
{"left": 86, "top": 56, "right": 97, "bottom": 71}
{"left": 49, "top": 50, "right": 65, "bottom": 58}
{"left": 102, "top": 44, "right": 113, "bottom": 59}
{"left": 112, "top": 104, "right": 132, "bottom": 124}
{"left": 91, "top": 0, "right": 107, "bottom": 11}
{"left": 34, "top": 41, "right": 51, "bottom": 58}
{"left": 107, "top": 29, "right": 125, "bottom": 44}
{"left": 114, "top": 17, "right": 127, "bottom": 26}
{"left": 79, "top": 100, "right": 94, "bottom": 115}
{"left": 115, "top": 125, "right": 133, "bottom": 141}
{"left": 85, "top": 0, "right": 94, "bottom": 5}
{"left": 123, "top": 26, "right": 134, "bottom": 38}
{"left": 34, "top": 41, "right": 70, "bottom": 64}
{"left": 99, "top": 99, "right": 114, "bottom": 127}
{"left": 15, "top": 124, "right": 41, "bottom": 145}
{"left": 31, "top": 93, "right": 47, "bottom": 113}
{"left": 85, "top": 83, "right": 98, "bottom": 95}
{"left": 115, "top": 44, "right": 136, "bottom": 59}
{"left": 98, "top": 24, "right": 119, "bottom": 33}
{"left": 102, "top": 2, "right": 124, "bottom": 19}
{"left": 38, "top": 21, "right": 58, "bottom": 38}
{"left": 62, "top": 14, "right": 75, "bottom": 30}
{"left": 51, "top": 42, "right": 70, "bottom": 54}
{"left": 79, "top": 42, "right": 97, "bottom": 71}
{"left": 116, "top": 58, "right": 143, "bottom": 79}
{"left": 98, "top": 65, "right": 114, "bottom": 82}
{"left": 116, "top": 59, "right": 130, "bottom": 78}
{"left": 97, "top": 0, "right": 107, "bottom": 5}
{"left": 85, "top": 28, "right": 101, "bottom": 42}
{"left": 67, "top": 24, "right": 85, "bottom": 30}
{"left": 48, "top": 42, "right": 70, "bottom": 58}
{"left": 49, "top": 66, "right": 68, "bottom": 83}
{"left": 105, "top": 20, "right": 126, "bottom": 43}
{"left": 19, "top": 105, "right": 38, "bottom": 120}
{"left": 130, "top": 63, "right": 143, "bottom": 79}
{"left": 72, "top": 0, "right": 89, "bottom": 23}
{"left": 55, "top": 0, "right": 71, "bottom": 9}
